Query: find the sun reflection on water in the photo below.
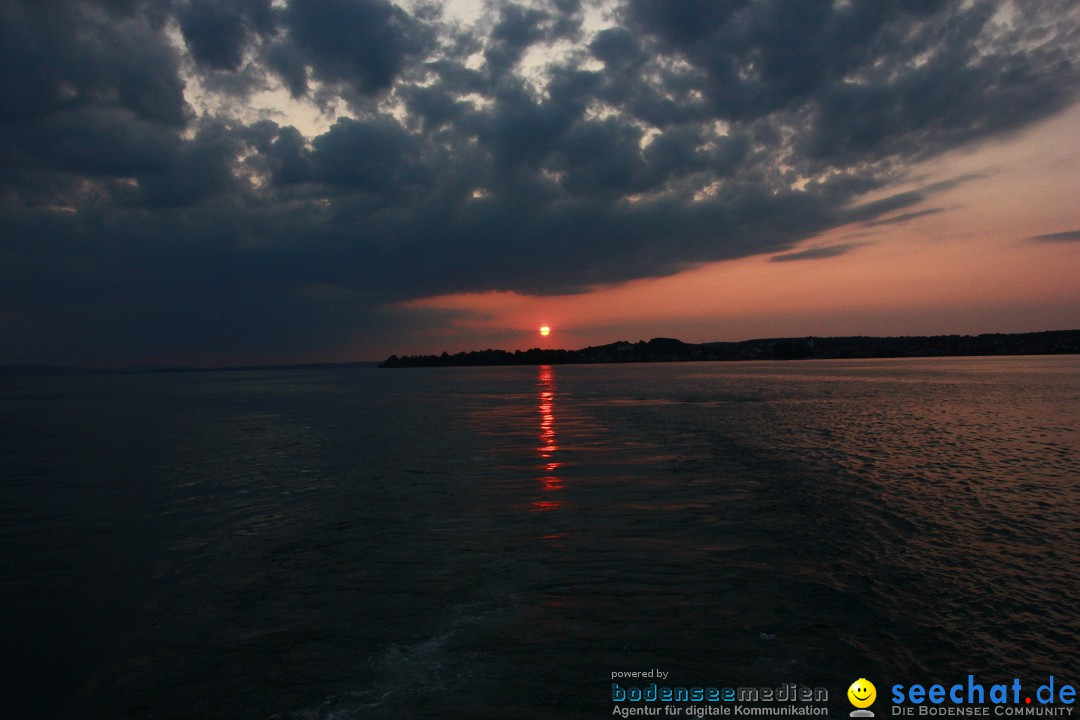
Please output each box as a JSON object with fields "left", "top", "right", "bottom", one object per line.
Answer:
{"left": 532, "top": 365, "right": 563, "bottom": 511}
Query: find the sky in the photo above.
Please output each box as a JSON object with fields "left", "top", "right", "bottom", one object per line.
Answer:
{"left": 1, "top": 0, "right": 1079, "bottom": 366}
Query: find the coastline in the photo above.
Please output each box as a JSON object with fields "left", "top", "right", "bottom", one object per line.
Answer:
{"left": 380, "top": 330, "right": 1080, "bottom": 368}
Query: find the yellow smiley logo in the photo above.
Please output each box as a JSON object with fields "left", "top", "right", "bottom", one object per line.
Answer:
{"left": 848, "top": 678, "right": 877, "bottom": 708}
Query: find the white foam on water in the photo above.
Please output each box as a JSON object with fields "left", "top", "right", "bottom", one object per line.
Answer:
{"left": 281, "top": 602, "right": 503, "bottom": 720}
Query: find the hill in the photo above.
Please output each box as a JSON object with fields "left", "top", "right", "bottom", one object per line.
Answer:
{"left": 380, "top": 330, "right": 1080, "bottom": 368}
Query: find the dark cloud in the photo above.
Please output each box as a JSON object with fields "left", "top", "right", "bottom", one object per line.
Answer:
{"left": 842, "top": 190, "right": 927, "bottom": 224}
{"left": 178, "top": 0, "right": 274, "bottom": 71}
{"left": 280, "top": 0, "right": 433, "bottom": 98}
{"left": 6, "top": 107, "right": 178, "bottom": 177}
{"left": 264, "top": 39, "right": 309, "bottom": 98}
{"left": 0, "top": 0, "right": 188, "bottom": 126}
{"left": 770, "top": 243, "right": 867, "bottom": 263}
{"left": 485, "top": 4, "right": 553, "bottom": 79}
{"left": 310, "top": 117, "right": 414, "bottom": 192}
{"left": 863, "top": 207, "right": 945, "bottom": 227}
{"left": 1027, "top": 229, "right": 1080, "bottom": 243}
{"left": 621, "top": 0, "right": 1079, "bottom": 167}
{"left": 2, "top": 0, "right": 1079, "bottom": 363}
{"left": 136, "top": 120, "right": 245, "bottom": 207}
{"left": 840, "top": 173, "right": 985, "bottom": 225}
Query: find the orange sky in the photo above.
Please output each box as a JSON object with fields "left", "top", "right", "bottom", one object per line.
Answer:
{"left": 397, "top": 102, "right": 1080, "bottom": 355}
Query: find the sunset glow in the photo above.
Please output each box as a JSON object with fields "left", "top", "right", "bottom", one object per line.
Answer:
{"left": 1, "top": 0, "right": 1077, "bottom": 365}
{"left": 4, "top": 3, "right": 1079, "bottom": 717}
{"left": 401, "top": 103, "right": 1080, "bottom": 355}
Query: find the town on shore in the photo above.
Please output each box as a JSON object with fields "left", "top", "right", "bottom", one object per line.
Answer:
{"left": 380, "top": 330, "right": 1080, "bottom": 368}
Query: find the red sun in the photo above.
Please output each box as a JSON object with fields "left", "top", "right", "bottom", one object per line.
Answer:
{"left": 539, "top": 325, "right": 551, "bottom": 336}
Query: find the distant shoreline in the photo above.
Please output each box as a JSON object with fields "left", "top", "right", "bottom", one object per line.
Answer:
{"left": 5, "top": 331, "right": 1078, "bottom": 376}
{"left": 380, "top": 330, "right": 1080, "bottom": 368}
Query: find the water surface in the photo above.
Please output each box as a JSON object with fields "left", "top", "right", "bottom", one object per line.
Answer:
{"left": 1, "top": 357, "right": 1077, "bottom": 718}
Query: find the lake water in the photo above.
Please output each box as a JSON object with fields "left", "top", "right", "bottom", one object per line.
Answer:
{"left": 2, "top": 357, "right": 1078, "bottom": 718}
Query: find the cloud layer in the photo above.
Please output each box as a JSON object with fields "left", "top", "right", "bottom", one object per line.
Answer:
{"left": 2, "top": 0, "right": 1079, "bottom": 362}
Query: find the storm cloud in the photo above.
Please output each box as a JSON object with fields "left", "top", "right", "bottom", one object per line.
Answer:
{"left": 2, "top": 0, "right": 1079, "bottom": 363}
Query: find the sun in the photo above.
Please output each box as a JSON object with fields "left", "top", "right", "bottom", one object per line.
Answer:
{"left": 539, "top": 325, "right": 551, "bottom": 336}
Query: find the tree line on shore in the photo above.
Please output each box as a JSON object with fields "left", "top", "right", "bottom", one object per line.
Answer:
{"left": 380, "top": 330, "right": 1080, "bottom": 368}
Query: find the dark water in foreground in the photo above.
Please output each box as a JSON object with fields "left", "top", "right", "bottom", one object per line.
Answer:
{"left": 2, "top": 357, "right": 1078, "bottom": 719}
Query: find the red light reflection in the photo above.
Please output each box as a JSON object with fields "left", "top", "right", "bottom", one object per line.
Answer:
{"left": 538, "top": 365, "right": 557, "bottom": 458}
{"left": 531, "top": 365, "right": 563, "bottom": 513}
